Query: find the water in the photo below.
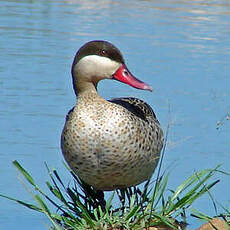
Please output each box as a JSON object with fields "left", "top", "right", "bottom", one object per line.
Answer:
{"left": 1, "top": 0, "right": 230, "bottom": 229}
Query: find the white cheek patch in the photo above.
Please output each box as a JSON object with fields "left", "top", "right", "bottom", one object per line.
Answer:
{"left": 75, "top": 55, "right": 121, "bottom": 79}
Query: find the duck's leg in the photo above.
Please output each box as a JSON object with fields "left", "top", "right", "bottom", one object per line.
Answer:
{"left": 116, "top": 188, "right": 126, "bottom": 214}
{"left": 74, "top": 177, "right": 106, "bottom": 212}
{"left": 95, "top": 190, "right": 106, "bottom": 211}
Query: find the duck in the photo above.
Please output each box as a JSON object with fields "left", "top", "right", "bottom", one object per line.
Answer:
{"left": 61, "top": 40, "right": 163, "bottom": 191}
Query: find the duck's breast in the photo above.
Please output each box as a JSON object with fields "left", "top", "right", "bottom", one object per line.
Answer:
{"left": 61, "top": 98, "right": 163, "bottom": 190}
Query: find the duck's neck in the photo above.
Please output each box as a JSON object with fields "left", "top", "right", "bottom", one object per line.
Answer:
{"left": 73, "top": 79, "right": 99, "bottom": 98}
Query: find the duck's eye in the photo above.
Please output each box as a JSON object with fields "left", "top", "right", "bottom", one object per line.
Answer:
{"left": 100, "top": 49, "right": 107, "bottom": 56}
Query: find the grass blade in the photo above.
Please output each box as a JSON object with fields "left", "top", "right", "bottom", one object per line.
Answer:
{"left": 13, "top": 160, "right": 36, "bottom": 187}
{"left": 0, "top": 194, "right": 42, "bottom": 212}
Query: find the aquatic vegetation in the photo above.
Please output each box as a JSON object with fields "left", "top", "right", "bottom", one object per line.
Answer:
{"left": 1, "top": 160, "right": 229, "bottom": 230}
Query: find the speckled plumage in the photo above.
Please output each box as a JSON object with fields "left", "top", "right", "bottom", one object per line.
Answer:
{"left": 61, "top": 40, "right": 163, "bottom": 191}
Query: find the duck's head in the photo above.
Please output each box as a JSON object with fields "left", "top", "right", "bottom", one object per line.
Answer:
{"left": 71, "top": 40, "right": 152, "bottom": 94}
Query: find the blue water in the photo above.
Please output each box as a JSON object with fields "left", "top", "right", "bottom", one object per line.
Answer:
{"left": 1, "top": 0, "right": 230, "bottom": 229}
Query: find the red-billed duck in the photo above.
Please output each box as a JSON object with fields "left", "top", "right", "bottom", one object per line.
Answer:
{"left": 61, "top": 40, "right": 163, "bottom": 191}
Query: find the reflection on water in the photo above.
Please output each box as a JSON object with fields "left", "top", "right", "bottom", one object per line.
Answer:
{"left": 1, "top": 0, "right": 230, "bottom": 229}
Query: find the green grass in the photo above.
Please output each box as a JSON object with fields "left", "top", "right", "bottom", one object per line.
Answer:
{"left": 1, "top": 160, "right": 229, "bottom": 230}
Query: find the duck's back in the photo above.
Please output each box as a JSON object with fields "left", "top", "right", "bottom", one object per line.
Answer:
{"left": 109, "top": 97, "right": 158, "bottom": 123}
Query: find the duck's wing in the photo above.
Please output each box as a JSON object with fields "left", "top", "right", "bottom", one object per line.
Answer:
{"left": 109, "top": 97, "right": 159, "bottom": 123}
